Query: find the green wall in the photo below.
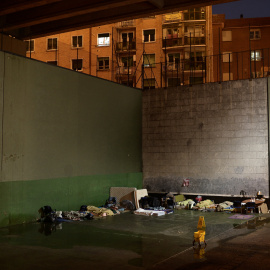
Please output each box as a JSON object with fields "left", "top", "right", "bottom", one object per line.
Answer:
{"left": 0, "top": 52, "right": 142, "bottom": 227}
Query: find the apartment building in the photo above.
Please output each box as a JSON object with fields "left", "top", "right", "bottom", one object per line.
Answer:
{"left": 212, "top": 15, "right": 270, "bottom": 82}
{"left": 26, "top": 6, "right": 213, "bottom": 88}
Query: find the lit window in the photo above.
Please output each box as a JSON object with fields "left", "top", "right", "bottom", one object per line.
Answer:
{"left": 72, "top": 59, "right": 83, "bottom": 71}
{"left": 222, "top": 31, "right": 232, "bottom": 41}
{"left": 143, "top": 54, "right": 155, "bottom": 67}
{"left": 143, "top": 29, "right": 155, "bottom": 42}
{"left": 72, "top": 36, "right": 83, "bottom": 48}
{"left": 223, "top": 52, "right": 233, "bottom": 63}
{"left": 223, "top": 73, "right": 233, "bottom": 81}
{"left": 25, "top": 40, "right": 34, "bottom": 52}
{"left": 251, "top": 50, "right": 261, "bottom": 61}
{"left": 98, "top": 57, "right": 109, "bottom": 70}
{"left": 250, "top": 29, "right": 261, "bottom": 40}
{"left": 183, "top": 7, "right": 205, "bottom": 20}
{"left": 47, "top": 38, "right": 57, "bottom": 50}
{"left": 98, "top": 33, "right": 110, "bottom": 46}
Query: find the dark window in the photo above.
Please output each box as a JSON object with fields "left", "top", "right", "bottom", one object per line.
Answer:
{"left": 72, "top": 36, "right": 83, "bottom": 48}
{"left": 250, "top": 30, "right": 261, "bottom": 40}
{"left": 26, "top": 40, "right": 34, "bottom": 52}
{"left": 47, "top": 38, "right": 57, "bottom": 50}
{"left": 143, "top": 29, "right": 155, "bottom": 42}
{"left": 98, "top": 57, "right": 109, "bottom": 70}
{"left": 72, "top": 59, "right": 83, "bottom": 71}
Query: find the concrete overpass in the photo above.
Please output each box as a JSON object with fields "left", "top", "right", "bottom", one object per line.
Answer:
{"left": 0, "top": 0, "right": 234, "bottom": 39}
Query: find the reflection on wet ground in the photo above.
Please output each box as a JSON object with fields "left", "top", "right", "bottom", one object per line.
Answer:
{"left": 0, "top": 210, "right": 269, "bottom": 270}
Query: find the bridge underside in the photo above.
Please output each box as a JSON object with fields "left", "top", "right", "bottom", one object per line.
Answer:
{"left": 0, "top": 0, "right": 233, "bottom": 39}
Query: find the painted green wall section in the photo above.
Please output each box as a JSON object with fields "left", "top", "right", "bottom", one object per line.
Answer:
{"left": 0, "top": 172, "right": 142, "bottom": 227}
{"left": 0, "top": 51, "right": 142, "bottom": 227}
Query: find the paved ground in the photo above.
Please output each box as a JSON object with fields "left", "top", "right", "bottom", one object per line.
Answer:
{"left": 0, "top": 211, "right": 270, "bottom": 270}
{"left": 154, "top": 214, "right": 270, "bottom": 270}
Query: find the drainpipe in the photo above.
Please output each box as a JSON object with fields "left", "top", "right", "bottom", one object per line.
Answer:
{"left": 89, "top": 28, "right": 92, "bottom": 76}
{"left": 249, "top": 24, "right": 252, "bottom": 79}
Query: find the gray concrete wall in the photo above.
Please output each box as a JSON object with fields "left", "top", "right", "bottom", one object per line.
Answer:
{"left": 143, "top": 79, "right": 269, "bottom": 197}
{"left": 0, "top": 51, "right": 142, "bottom": 227}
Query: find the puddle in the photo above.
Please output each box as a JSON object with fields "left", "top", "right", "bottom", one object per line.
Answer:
{"left": 0, "top": 211, "right": 269, "bottom": 270}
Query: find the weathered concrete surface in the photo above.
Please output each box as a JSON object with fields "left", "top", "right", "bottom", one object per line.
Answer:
{"left": 142, "top": 78, "right": 269, "bottom": 197}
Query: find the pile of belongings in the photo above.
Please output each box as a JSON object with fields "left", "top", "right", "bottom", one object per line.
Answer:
{"left": 134, "top": 208, "right": 173, "bottom": 216}
{"left": 134, "top": 195, "right": 174, "bottom": 216}
{"left": 193, "top": 199, "right": 216, "bottom": 211}
{"left": 216, "top": 201, "right": 234, "bottom": 212}
{"left": 38, "top": 197, "right": 135, "bottom": 224}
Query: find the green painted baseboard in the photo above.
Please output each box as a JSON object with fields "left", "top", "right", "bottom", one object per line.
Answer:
{"left": 0, "top": 172, "right": 143, "bottom": 227}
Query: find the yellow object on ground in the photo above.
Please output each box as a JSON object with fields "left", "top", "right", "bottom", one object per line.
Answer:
{"left": 87, "top": 206, "right": 114, "bottom": 216}
{"left": 193, "top": 216, "right": 206, "bottom": 246}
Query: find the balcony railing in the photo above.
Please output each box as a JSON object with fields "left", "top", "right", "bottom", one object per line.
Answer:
{"left": 162, "top": 36, "right": 205, "bottom": 48}
{"left": 120, "top": 20, "right": 135, "bottom": 27}
{"left": 116, "top": 66, "right": 135, "bottom": 75}
{"left": 162, "top": 37, "right": 183, "bottom": 48}
{"left": 162, "top": 61, "right": 205, "bottom": 73}
{"left": 184, "top": 36, "right": 206, "bottom": 45}
{"left": 116, "top": 41, "right": 136, "bottom": 52}
{"left": 162, "top": 12, "right": 182, "bottom": 23}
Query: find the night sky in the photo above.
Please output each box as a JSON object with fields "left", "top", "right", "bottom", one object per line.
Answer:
{"left": 212, "top": 0, "right": 270, "bottom": 19}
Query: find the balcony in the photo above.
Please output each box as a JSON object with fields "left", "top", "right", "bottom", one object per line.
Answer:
{"left": 116, "top": 41, "right": 136, "bottom": 52}
{"left": 162, "top": 60, "right": 205, "bottom": 73}
{"left": 184, "top": 36, "right": 205, "bottom": 45}
{"left": 163, "top": 12, "right": 182, "bottom": 24}
{"left": 117, "top": 20, "right": 135, "bottom": 28}
{"left": 116, "top": 66, "right": 135, "bottom": 75}
{"left": 162, "top": 37, "right": 183, "bottom": 48}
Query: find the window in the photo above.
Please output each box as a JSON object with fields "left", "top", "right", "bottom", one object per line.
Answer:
{"left": 47, "top": 61, "right": 57, "bottom": 66}
{"left": 121, "top": 32, "right": 134, "bottom": 42}
{"left": 72, "top": 36, "right": 83, "bottom": 48}
{"left": 223, "top": 52, "right": 233, "bottom": 63}
{"left": 223, "top": 73, "right": 233, "bottom": 81}
{"left": 47, "top": 38, "right": 57, "bottom": 50}
{"left": 143, "top": 78, "right": 155, "bottom": 89}
{"left": 251, "top": 50, "right": 261, "bottom": 61}
{"left": 168, "top": 53, "right": 180, "bottom": 70}
{"left": 250, "top": 29, "right": 261, "bottom": 40}
{"left": 183, "top": 7, "right": 205, "bottom": 20}
{"left": 98, "top": 33, "right": 110, "bottom": 46}
{"left": 98, "top": 57, "right": 109, "bottom": 70}
{"left": 143, "top": 29, "right": 155, "bottom": 42}
{"left": 26, "top": 40, "right": 34, "bottom": 52}
{"left": 72, "top": 59, "right": 83, "bottom": 71}
{"left": 222, "top": 30, "right": 232, "bottom": 41}
{"left": 143, "top": 54, "right": 155, "bottom": 67}
{"left": 121, "top": 57, "right": 133, "bottom": 67}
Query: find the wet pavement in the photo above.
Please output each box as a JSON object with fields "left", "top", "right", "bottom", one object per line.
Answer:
{"left": 0, "top": 210, "right": 270, "bottom": 270}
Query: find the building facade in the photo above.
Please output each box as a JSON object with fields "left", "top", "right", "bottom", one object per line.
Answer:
{"left": 26, "top": 6, "right": 213, "bottom": 88}
{"left": 212, "top": 15, "right": 270, "bottom": 82}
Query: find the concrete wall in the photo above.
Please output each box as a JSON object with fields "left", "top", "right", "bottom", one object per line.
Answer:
{"left": 0, "top": 51, "right": 142, "bottom": 227}
{"left": 0, "top": 34, "right": 26, "bottom": 56}
{"left": 143, "top": 78, "right": 269, "bottom": 197}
